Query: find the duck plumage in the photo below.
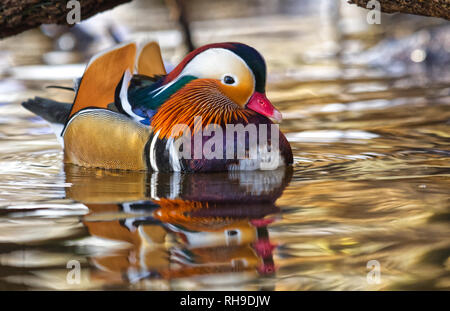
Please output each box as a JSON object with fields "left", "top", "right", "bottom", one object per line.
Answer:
{"left": 22, "top": 41, "right": 292, "bottom": 172}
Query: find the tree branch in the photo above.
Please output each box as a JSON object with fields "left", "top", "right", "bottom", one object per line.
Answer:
{"left": 0, "top": 0, "right": 132, "bottom": 39}
{"left": 348, "top": 0, "right": 450, "bottom": 20}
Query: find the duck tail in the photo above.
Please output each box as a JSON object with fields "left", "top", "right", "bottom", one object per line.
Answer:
{"left": 22, "top": 97, "right": 71, "bottom": 125}
{"left": 22, "top": 97, "right": 72, "bottom": 146}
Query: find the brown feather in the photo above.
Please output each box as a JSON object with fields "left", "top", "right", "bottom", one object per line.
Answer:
{"left": 137, "top": 41, "right": 167, "bottom": 77}
{"left": 64, "top": 110, "right": 151, "bottom": 170}
{"left": 69, "top": 43, "right": 136, "bottom": 117}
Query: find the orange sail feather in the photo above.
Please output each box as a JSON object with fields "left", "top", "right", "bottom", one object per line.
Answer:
{"left": 68, "top": 42, "right": 137, "bottom": 118}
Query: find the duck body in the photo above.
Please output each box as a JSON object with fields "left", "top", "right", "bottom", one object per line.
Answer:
{"left": 23, "top": 42, "right": 292, "bottom": 172}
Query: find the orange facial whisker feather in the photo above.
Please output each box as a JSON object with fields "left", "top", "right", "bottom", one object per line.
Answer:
{"left": 151, "top": 79, "right": 253, "bottom": 139}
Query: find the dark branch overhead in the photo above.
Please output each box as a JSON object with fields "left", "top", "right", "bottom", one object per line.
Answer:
{"left": 348, "top": 0, "right": 450, "bottom": 20}
{"left": 0, "top": 0, "right": 132, "bottom": 39}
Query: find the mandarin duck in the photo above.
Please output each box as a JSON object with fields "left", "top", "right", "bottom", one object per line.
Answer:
{"left": 23, "top": 42, "right": 293, "bottom": 172}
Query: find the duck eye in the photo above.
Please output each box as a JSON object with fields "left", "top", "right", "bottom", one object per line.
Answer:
{"left": 223, "top": 75, "right": 235, "bottom": 85}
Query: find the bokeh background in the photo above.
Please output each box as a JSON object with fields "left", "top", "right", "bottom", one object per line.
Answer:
{"left": 0, "top": 0, "right": 449, "bottom": 290}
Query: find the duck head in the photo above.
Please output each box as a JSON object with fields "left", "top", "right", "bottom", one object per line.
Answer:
{"left": 149, "top": 43, "right": 282, "bottom": 138}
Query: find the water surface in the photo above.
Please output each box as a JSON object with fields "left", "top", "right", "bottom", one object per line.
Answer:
{"left": 0, "top": 0, "right": 449, "bottom": 290}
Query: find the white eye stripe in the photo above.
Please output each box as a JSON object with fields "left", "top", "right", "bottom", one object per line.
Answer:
{"left": 180, "top": 48, "right": 253, "bottom": 84}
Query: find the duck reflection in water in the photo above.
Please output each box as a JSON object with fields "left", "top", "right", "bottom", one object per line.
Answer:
{"left": 65, "top": 165, "right": 292, "bottom": 287}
